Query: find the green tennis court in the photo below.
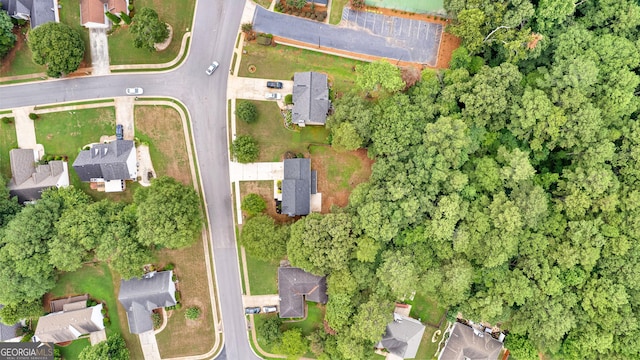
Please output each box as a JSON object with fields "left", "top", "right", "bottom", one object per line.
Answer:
{"left": 364, "top": 0, "right": 445, "bottom": 14}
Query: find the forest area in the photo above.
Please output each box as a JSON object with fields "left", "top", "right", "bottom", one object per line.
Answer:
{"left": 241, "top": 0, "right": 640, "bottom": 359}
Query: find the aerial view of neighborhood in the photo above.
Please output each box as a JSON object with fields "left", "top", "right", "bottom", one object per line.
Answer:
{"left": 0, "top": 0, "right": 637, "bottom": 359}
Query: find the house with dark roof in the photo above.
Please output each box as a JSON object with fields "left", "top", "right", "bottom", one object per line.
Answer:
{"left": 1, "top": 0, "right": 59, "bottom": 28}
{"left": 7, "top": 148, "right": 69, "bottom": 204}
{"left": 281, "top": 158, "right": 317, "bottom": 217}
{"left": 80, "top": 0, "right": 128, "bottom": 28}
{"left": 34, "top": 299, "right": 104, "bottom": 344}
{"left": 278, "top": 267, "right": 327, "bottom": 318}
{"left": 376, "top": 313, "right": 426, "bottom": 359}
{"left": 438, "top": 322, "right": 503, "bottom": 360}
{"left": 118, "top": 271, "right": 176, "bottom": 334}
{"left": 0, "top": 305, "right": 22, "bottom": 342}
{"left": 72, "top": 139, "right": 136, "bottom": 192}
{"left": 292, "top": 72, "right": 330, "bottom": 127}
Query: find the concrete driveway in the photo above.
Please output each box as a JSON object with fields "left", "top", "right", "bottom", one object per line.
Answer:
{"left": 242, "top": 294, "right": 279, "bottom": 308}
{"left": 89, "top": 28, "right": 110, "bottom": 76}
{"left": 230, "top": 76, "right": 292, "bottom": 104}
{"left": 252, "top": 6, "right": 442, "bottom": 65}
{"left": 229, "top": 161, "right": 284, "bottom": 182}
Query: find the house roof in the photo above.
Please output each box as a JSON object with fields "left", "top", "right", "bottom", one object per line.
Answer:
{"left": 8, "top": 149, "right": 69, "bottom": 203}
{"left": 278, "top": 267, "right": 327, "bottom": 318}
{"left": 282, "top": 158, "right": 314, "bottom": 217}
{"left": 378, "top": 313, "right": 426, "bottom": 359}
{"left": 1, "top": 0, "right": 57, "bottom": 28}
{"left": 72, "top": 140, "right": 135, "bottom": 182}
{"left": 80, "top": 0, "right": 127, "bottom": 26}
{"left": 34, "top": 304, "right": 104, "bottom": 343}
{"left": 438, "top": 322, "right": 503, "bottom": 360}
{"left": 0, "top": 305, "right": 21, "bottom": 342}
{"left": 292, "top": 72, "right": 330, "bottom": 125}
{"left": 118, "top": 271, "right": 176, "bottom": 334}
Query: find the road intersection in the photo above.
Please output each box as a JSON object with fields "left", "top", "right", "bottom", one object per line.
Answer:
{"left": 0, "top": 0, "right": 258, "bottom": 359}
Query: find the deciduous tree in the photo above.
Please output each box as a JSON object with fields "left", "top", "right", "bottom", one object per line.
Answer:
{"left": 240, "top": 214, "right": 289, "bottom": 261}
{"left": 28, "top": 22, "right": 85, "bottom": 77}
{"left": 130, "top": 7, "right": 169, "bottom": 52}
{"left": 0, "top": 10, "right": 16, "bottom": 58}
{"left": 231, "top": 135, "right": 259, "bottom": 163}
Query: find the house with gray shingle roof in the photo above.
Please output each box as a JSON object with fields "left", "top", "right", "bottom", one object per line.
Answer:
{"left": 34, "top": 299, "right": 104, "bottom": 344}
{"left": 278, "top": 267, "right": 327, "bottom": 318}
{"left": 281, "top": 158, "right": 317, "bottom": 217}
{"left": 1, "top": 0, "right": 59, "bottom": 28}
{"left": 377, "top": 313, "right": 426, "bottom": 359}
{"left": 118, "top": 271, "right": 176, "bottom": 334}
{"left": 7, "top": 148, "right": 69, "bottom": 204}
{"left": 72, "top": 140, "right": 136, "bottom": 193}
{"left": 438, "top": 322, "right": 503, "bottom": 360}
{"left": 292, "top": 72, "right": 330, "bottom": 127}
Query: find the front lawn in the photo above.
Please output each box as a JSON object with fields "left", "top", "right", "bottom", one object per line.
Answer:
{"left": 135, "top": 105, "right": 192, "bottom": 185}
{"left": 108, "top": 0, "right": 195, "bottom": 64}
{"left": 154, "top": 241, "right": 216, "bottom": 357}
{"left": 48, "top": 263, "right": 143, "bottom": 360}
{"left": 0, "top": 121, "right": 18, "bottom": 178}
{"left": 0, "top": 27, "right": 46, "bottom": 78}
{"left": 57, "top": 0, "right": 92, "bottom": 66}
{"left": 239, "top": 42, "right": 363, "bottom": 94}
{"left": 245, "top": 252, "right": 278, "bottom": 295}
{"left": 34, "top": 107, "right": 137, "bottom": 202}
{"left": 56, "top": 338, "right": 90, "bottom": 359}
{"left": 235, "top": 100, "right": 329, "bottom": 162}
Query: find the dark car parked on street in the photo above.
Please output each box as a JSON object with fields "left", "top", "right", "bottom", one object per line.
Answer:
{"left": 266, "top": 81, "right": 283, "bottom": 89}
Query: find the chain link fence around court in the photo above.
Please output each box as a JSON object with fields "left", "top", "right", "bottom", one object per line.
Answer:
{"left": 365, "top": 0, "right": 446, "bottom": 15}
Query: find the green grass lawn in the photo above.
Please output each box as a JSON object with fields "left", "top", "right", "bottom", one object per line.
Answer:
{"left": 255, "top": 0, "right": 273, "bottom": 8}
{"left": 239, "top": 42, "right": 363, "bottom": 95}
{"left": 236, "top": 100, "right": 329, "bottom": 162}
{"left": 416, "top": 320, "right": 449, "bottom": 360}
{"left": 329, "top": 0, "right": 350, "bottom": 24}
{"left": 281, "top": 302, "right": 325, "bottom": 336}
{"left": 108, "top": 0, "right": 195, "bottom": 64}
{"left": 34, "top": 107, "right": 137, "bottom": 202}
{"left": 309, "top": 145, "right": 365, "bottom": 191}
{"left": 245, "top": 252, "right": 278, "bottom": 295}
{"left": 406, "top": 293, "right": 447, "bottom": 326}
{"left": 56, "top": 337, "right": 90, "bottom": 359}
{"left": 0, "top": 121, "right": 18, "bottom": 179}
{"left": 57, "top": 0, "right": 92, "bottom": 66}
{"left": 0, "top": 28, "right": 46, "bottom": 77}
{"left": 49, "top": 263, "right": 143, "bottom": 360}
{"left": 365, "top": 0, "right": 444, "bottom": 13}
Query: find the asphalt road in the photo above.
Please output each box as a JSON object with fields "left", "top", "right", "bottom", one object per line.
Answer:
{"left": 0, "top": 0, "right": 259, "bottom": 359}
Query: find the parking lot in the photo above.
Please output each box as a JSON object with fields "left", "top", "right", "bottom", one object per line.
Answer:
{"left": 341, "top": 8, "right": 442, "bottom": 66}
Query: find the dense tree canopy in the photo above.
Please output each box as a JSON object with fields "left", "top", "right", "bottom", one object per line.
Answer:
{"left": 0, "top": 11, "right": 16, "bottom": 58}
{"left": 130, "top": 7, "right": 169, "bottom": 52}
{"left": 28, "top": 22, "right": 85, "bottom": 77}
{"left": 79, "top": 334, "right": 129, "bottom": 360}
{"left": 135, "top": 176, "right": 203, "bottom": 249}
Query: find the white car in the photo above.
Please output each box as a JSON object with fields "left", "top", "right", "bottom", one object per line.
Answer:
{"left": 265, "top": 92, "right": 282, "bottom": 100}
{"left": 206, "top": 61, "right": 219, "bottom": 75}
{"left": 125, "top": 87, "right": 143, "bottom": 95}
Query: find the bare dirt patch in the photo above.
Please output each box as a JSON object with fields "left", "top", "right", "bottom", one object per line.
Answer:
{"left": 134, "top": 106, "right": 192, "bottom": 186}
{"left": 310, "top": 146, "right": 373, "bottom": 213}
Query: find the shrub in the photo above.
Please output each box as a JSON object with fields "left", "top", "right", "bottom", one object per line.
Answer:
{"left": 28, "top": 113, "right": 39, "bottom": 120}
{"left": 258, "top": 315, "right": 283, "bottom": 344}
{"left": 257, "top": 35, "right": 272, "bottom": 46}
{"left": 1, "top": 117, "right": 13, "bottom": 124}
{"left": 152, "top": 312, "right": 162, "bottom": 329}
{"left": 120, "top": 11, "right": 131, "bottom": 24}
{"left": 175, "top": 303, "right": 182, "bottom": 310}
{"left": 231, "top": 135, "right": 259, "bottom": 163}
{"left": 236, "top": 100, "right": 258, "bottom": 123}
{"left": 164, "top": 263, "right": 175, "bottom": 271}
{"left": 242, "top": 193, "right": 267, "bottom": 216}
{"left": 175, "top": 291, "right": 181, "bottom": 302}
{"left": 185, "top": 306, "right": 201, "bottom": 320}
{"left": 128, "top": 4, "right": 134, "bottom": 11}
{"left": 103, "top": 317, "right": 111, "bottom": 326}
{"left": 284, "top": 94, "right": 293, "bottom": 105}
{"left": 105, "top": 11, "right": 121, "bottom": 24}
{"left": 241, "top": 23, "right": 253, "bottom": 33}
{"left": 101, "top": 308, "right": 107, "bottom": 316}
{"left": 351, "top": 0, "right": 365, "bottom": 9}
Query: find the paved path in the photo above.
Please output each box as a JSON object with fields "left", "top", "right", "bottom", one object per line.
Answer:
{"left": 89, "top": 28, "right": 111, "bottom": 76}
{"left": 139, "top": 330, "right": 161, "bottom": 360}
{"left": 12, "top": 107, "right": 42, "bottom": 158}
{"left": 253, "top": 6, "right": 442, "bottom": 65}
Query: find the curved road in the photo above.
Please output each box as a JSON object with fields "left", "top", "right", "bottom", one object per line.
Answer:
{"left": 0, "top": 1, "right": 259, "bottom": 359}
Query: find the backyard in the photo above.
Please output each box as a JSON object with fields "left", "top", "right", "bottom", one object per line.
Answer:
{"left": 406, "top": 293, "right": 448, "bottom": 359}
{"left": 0, "top": 120, "right": 18, "bottom": 179}
{"left": 108, "top": 0, "right": 195, "bottom": 64}
{"left": 254, "top": 302, "right": 325, "bottom": 355}
{"left": 135, "top": 105, "right": 192, "bottom": 185}
{"left": 47, "top": 263, "right": 143, "bottom": 360}
{"left": 239, "top": 42, "right": 364, "bottom": 95}
{"left": 235, "top": 100, "right": 329, "bottom": 162}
